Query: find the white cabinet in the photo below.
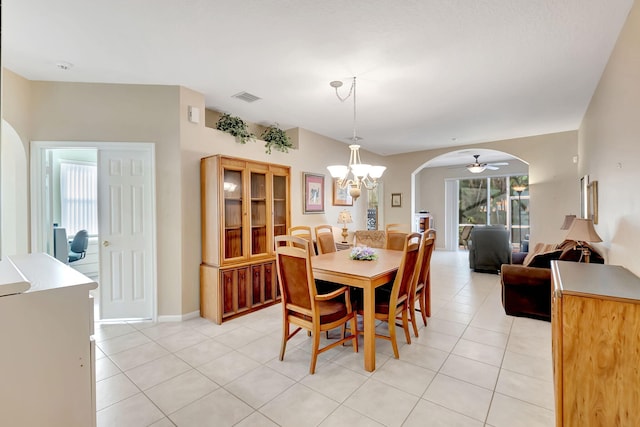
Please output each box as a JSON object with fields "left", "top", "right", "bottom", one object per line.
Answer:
{"left": 0, "top": 253, "right": 97, "bottom": 427}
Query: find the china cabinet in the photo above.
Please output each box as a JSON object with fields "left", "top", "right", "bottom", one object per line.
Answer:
{"left": 200, "top": 155, "right": 290, "bottom": 323}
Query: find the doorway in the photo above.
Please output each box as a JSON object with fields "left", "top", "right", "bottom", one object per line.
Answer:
{"left": 412, "top": 149, "right": 528, "bottom": 251}
{"left": 30, "top": 141, "right": 157, "bottom": 321}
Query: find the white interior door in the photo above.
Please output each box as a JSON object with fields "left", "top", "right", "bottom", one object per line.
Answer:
{"left": 98, "top": 148, "right": 155, "bottom": 320}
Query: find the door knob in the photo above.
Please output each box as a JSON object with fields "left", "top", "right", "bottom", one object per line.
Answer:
{"left": 102, "top": 240, "right": 110, "bottom": 247}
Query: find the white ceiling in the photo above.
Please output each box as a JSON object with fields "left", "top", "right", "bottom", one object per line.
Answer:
{"left": 3, "top": 0, "right": 633, "bottom": 156}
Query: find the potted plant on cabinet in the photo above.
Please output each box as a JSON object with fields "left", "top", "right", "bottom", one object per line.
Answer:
{"left": 261, "top": 124, "right": 293, "bottom": 154}
{"left": 216, "top": 113, "right": 255, "bottom": 144}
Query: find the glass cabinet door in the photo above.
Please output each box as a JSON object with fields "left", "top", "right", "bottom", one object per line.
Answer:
{"left": 272, "top": 174, "right": 287, "bottom": 238}
{"left": 223, "top": 168, "right": 243, "bottom": 260}
{"left": 250, "top": 172, "right": 268, "bottom": 256}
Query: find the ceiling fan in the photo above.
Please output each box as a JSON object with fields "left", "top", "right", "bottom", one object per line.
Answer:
{"left": 466, "top": 155, "right": 508, "bottom": 173}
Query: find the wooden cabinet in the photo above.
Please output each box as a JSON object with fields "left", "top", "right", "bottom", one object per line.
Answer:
{"left": 551, "top": 260, "right": 640, "bottom": 427}
{"left": 200, "top": 155, "right": 290, "bottom": 323}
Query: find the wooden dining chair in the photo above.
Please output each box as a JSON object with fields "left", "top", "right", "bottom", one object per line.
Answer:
{"left": 274, "top": 235, "right": 358, "bottom": 374}
{"left": 385, "top": 223, "right": 409, "bottom": 233}
{"left": 385, "top": 231, "right": 408, "bottom": 251}
{"left": 364, "top": 232, "right": 421, "bottom": 359}
{"left": 314, "top": 225, "right": 337, "bottom": 254}
{"left": 354, "top": 230, "right": 386, "bottom": 248}
{"left": 409, "top": 230, "right": 436, "bottom": 336}
{"left": 459, "top": 225, "right": 473, "bottom": 249}
{"left": 289, "top": 225, "right": 316, "bottom": 255}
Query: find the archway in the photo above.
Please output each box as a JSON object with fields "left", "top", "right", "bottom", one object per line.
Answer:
{"left": 411, "top": 148, "right": 529, "bottom": 250}
{"left": 1, "top": 120, "right": 29, "bottom": 256}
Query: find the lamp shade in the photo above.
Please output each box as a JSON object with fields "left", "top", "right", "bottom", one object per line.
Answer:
{"left": 337, "top": 210, "right": 353, "bottom": 225}
{"left": 369, "top": 165, "right": 387, "bottom": 179}
{"left": 560, "top": 214, "right": 576, "bottom": 230}
{"left": 513, "top": 185, "right": 527, "bottom": 193}
{"left": 327, "top": 165, "right": 348, "bottom": 179}
{"left": 564, "top": 218, "right": 602, "bottom": 243}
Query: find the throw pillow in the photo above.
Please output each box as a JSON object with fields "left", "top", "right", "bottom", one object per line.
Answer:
{"left": 527, "top": 249, "right": 564, "bottom": 268}
{"left": 523, "top": 243, "right": 557, "bottom": 267}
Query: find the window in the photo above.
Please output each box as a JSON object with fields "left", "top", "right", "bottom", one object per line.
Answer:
{"left": 459, "top": 178, "right": 488, "bottom": 225}
{"left": 459, "top": 174, "right": 529, "bottom": 245}
{"left": 60, "top": 161, "right": 98, "bottom": 236}
{"left": 510, "top": 176, "right": 529, "bottom": 245}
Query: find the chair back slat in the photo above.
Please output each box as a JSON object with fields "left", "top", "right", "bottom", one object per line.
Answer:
{"left": 385, "top": 223, "right": 409, "bottom": 233}
{"left": 288, "top": 225, "right": 316, "bottom": 255}
{"left": 386, "top": 231, "right": 408, "bottom": 251}
{"left": 416, "top": 231, "right": 436, "bottom": 287}
{"left": 315, "top": 225, "right": 337, "bottom": 254}
{"left": 389, "top": 233, "right": 422, "bottom": 305}
{"left": 354, "top": 230, "right": 386, "bottom": 248}
{"left": 275, "top": 235, "right": 316, "bottom": 311}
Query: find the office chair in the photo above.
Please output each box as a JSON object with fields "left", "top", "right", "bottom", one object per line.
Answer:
{"left": 68, "top": 230, "right": 89, "bottom": 263}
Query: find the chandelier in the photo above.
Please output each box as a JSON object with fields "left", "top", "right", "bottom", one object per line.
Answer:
{"left": 327, "top": 77, "right": 386, "bottom": 201}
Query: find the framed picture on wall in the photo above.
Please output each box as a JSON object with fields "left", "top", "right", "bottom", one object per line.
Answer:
{"left": 303, "top": 172, "right": 325, "bottom": 214}
{"left": 391, "top": 193, "right": 402, "bottom": 208}
{"left": 332, "top": 179, "right": 353, "bottom": 206}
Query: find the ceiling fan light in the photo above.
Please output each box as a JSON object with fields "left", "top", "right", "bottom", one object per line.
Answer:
{"left": 467, "top": 165, "right": 486, "bottom": 173}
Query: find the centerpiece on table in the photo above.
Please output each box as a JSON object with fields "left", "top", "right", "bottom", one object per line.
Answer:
{"left": 350, "top": 246, "right": 378, "bottom": 261}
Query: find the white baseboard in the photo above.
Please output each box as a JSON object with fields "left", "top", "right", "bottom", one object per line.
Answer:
{"left": 157, "top": 310, "right": 200, "bottom": 323}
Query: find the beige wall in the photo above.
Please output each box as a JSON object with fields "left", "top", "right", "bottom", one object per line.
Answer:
{"left": 2, "top": 70, "right": 32, "bottom": 155}
{"left": 384, "top": 131, "right": 580, "bottom": 248}
{"left": 579, "top": 0, "right": 640, "bottom": 275}
{"left": 2, "top": 70, "right": 32, "bottom": 257}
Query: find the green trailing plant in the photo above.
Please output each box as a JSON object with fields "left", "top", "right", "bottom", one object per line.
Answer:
{"left": 216, "top": 113, "right": 255, "bottom": 144}
{"left": 261, "top": 124, "right": 293, "bottom": 154}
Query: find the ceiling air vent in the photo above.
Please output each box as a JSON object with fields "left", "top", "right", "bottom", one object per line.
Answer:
{"left": 232, "top": 91, "right": 261, "bottom": 103}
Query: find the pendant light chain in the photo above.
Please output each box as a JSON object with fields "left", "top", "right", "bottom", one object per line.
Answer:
{"left": 351, "top": 77, "right": 357, "bottom": 142}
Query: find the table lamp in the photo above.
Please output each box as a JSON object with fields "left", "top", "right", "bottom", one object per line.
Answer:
{"left": 564, "top": 218, "right": 602, "bottom": 263}
{"left": 337, "top": 210, "right": 353, "bottom": 243}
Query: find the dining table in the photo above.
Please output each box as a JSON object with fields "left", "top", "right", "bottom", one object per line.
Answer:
{"left": 312, "top": 248, "right": 403, "bottom": 372}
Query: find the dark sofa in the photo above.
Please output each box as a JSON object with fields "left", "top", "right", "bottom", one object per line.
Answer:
{"left": 500, "top": 240, "right": 604, "bottom": 321}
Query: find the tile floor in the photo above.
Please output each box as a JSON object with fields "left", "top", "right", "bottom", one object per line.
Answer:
{"left": 94, "top": 250, "right": 555, "bottom": 427}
